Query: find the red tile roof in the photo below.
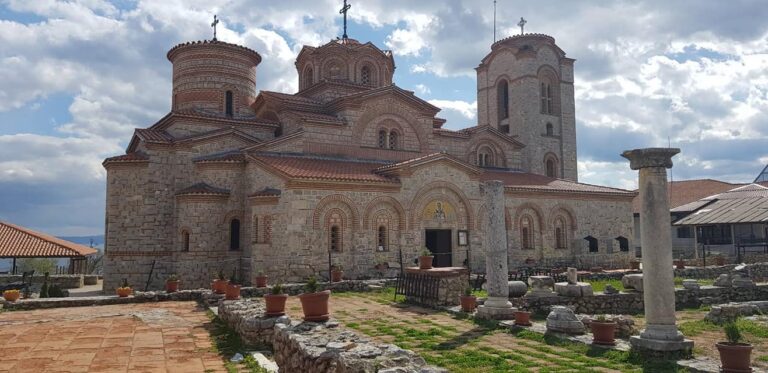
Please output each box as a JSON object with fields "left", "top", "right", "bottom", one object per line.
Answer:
{"left": 631, "top": 179, "right": 742, "bottom": 213}
{"left": 102, "top": 152, "right": 149, "bottom": 165}
{"left": 481, "top": 171, "right": 636, "bottom": 196}
{"left": 192, "top": 151, "right": 246, "bottom": 163}
{"left": 176, "top": 183, "right": 230, "bottom": 196}
{"left": 0, "top": 221, "right": 98, "bottom": 258}
{"left": 250, "top": 153, "right": 397, "bottom": 184}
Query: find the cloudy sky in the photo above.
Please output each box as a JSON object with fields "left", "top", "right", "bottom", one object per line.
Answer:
{"left": 0, "top": 0, "right": 767, "bottom": 236}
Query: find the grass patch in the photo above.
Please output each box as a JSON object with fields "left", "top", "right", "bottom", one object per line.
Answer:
{"left": 678, "top": 319, "right": 721, "bottom": 337}
{"left": 205, "top": 310, "right": 271, "bottom": 373}
{"left": 735, "top": 318, "right": 768, "bottom": 339}
{"left": 584, "top": 278, "right": 624, "bottom": 293}
{"left": 758, "top": 355, "right": 768, "bottom": 362}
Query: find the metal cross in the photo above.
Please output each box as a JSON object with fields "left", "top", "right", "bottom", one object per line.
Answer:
{"left": 211, "top": 15, "right": 219, "bottom": 41}
{"left": 517, "top": 16, "right": 527, "bottom": 35}
{"left": 339, "top": 0, "right": 351, "bottom": 39}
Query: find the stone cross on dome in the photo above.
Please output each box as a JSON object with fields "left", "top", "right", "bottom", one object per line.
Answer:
{"left": 211, "top": 14, "right": 219, "bottom": 41}
{"left": 339, "top": 0, "right": 352, "bottom": 39}
{"left": 517, "top": 17, "right": 527, "bottom": 35}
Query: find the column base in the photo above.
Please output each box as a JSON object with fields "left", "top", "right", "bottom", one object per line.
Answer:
{"left": 476, "top": 297, "right": 516, "bottom": 320}
{"left": 629, "top": 336, "right": 693, "bottom": 358}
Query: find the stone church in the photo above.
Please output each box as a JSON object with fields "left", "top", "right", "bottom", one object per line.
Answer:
{"left": 102, "top": 27, "right": 636, "bottom": 290}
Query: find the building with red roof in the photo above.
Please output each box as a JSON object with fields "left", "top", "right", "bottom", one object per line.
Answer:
{"left": 0, "top": 221, "right": 98, "bottom": 274}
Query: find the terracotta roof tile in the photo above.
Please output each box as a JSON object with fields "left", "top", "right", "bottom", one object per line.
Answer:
{"left": 193, "top": 151, "right": 245, "bottom": 163}
{"left": 249, "top": 188, "right": 282, "bottom": 197}
{"left": 481, "top": 170, "right": 635, "bottom": 196}
{"left": 176, "top": 183, "right": 230, "bottom": 196}
{"left": 251, "top": 153, "right": 397, "bottom": 184}
{"left": 174, "top": 108, "right": 279, "bottom": 126}
{"left": 103, "top": 152, "right": 149, "bottom": 164}
{"left": 136, "top": 129, "right": 175, "bottom": 143}
{"left": 631, "top": 179, "right": 742, "bottom": 213}
{"left": 0, "top": 221, "right": 98, "bottom": 258}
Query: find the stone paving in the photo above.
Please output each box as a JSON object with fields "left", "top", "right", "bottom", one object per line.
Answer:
{"left": 0, "top": 302, "right": 226, "bottom": 373}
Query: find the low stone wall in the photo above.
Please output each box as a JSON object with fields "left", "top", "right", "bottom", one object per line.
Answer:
{"left": 705, "top": 301, "right": 768, "bottom": 323}
{"left": 514, "top": 284, "right": 768, "bottom": 315}
{"left": 240, "top": 278, "right": 397, "bottom": 298}
{"left": 0, "top": 274, "right": 84, "bottom": 289}
{"left": 675, "top": 262, "right": 768, "bottom": 281}
{"left": 404, "top": 267, "right": 468, "bottom": 307}
{"left": 218, "top": 299, "right": 289, "bottom": 346}
{"left": 84, "top": 275, "right": 99, "bottom": 285}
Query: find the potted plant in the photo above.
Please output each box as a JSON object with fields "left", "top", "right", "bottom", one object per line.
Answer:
{"left": 331, "top": 264, "right": 343, "bottom": 283}
{"left": 674, "top": 257, "right": 685, "bottom": 270}
{"left": 255, "top": 271, "right": 268, "bottom": 288}
{"left": 40, "top": 272, "right": 50, "bottom": 299}
{"left": 226, "top": 271, "right": 241, "bottom": 300}
{"left": 374, "top": 254, "right": 389, "bottom": 270}
{"left": 717, "top": 321, "right": 753, "bottom": 372}
{"left": 264, "top": 283, "right": 288, "bottom": 317}
{"left": 590, "top": 315, "right": 617, "bottom": 346}
{"left": 419, "top": 248, "right": 434, "bottom": 270}
{"left": 514, "top": 309, "right": 532, "bottom": 326}
{"left": 298, "top": 276, "right": 331, "bottom": 321}
{"left": 459, "top": 287, "right": 476, "bottom": 312}
{"left": 212, "top": 270, "right": 228, "bottom": 294}
{"left": 3, "top": 289, "right": 20, "bottom": 302}
{"left": 165, "top": 274, "right": 180, "bottom": 293}
{"left": 116, "top": 279, "right": 132, "bottom": 298}
{"left": 714, "top": 254, "right": 726, "bottom": 266}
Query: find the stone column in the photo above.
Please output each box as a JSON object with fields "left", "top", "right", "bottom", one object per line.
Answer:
{"left": 622, "top": 148, "right": 693, "bottom": 355}
{"left": 476, "top": 180, "right": 517, "bottom": 319}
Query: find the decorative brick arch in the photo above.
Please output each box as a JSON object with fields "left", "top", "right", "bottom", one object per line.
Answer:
{"left": 363, "top": 196, "right": 406, "bottom": 230}
{"left": 475, "top": 203, "right": 512, "bottom": 231}
{"left": 512, "top": 203, "right": 545, "bottom": 230}
{"left": 321, "top": 57, "right": 348, "bottom": 80}
{"left": 548, "top": 204, "right": 578, "bottom": 231}
{"left": 312, "top": 194, "right": 360, "bottom": 231}
{"left": 354, "top": 101, "right": 426, "bottom": 151}
{"left": 467, "top": 138, "right": 507, "bottom": 168}
{"left": 222, "top": 210, "right": 244, "bottom": 224}
{"left": 409, "top": 181, "right": 474, "bottom": 230}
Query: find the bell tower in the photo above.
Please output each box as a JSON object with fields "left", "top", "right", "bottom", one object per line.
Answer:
{"left": 476, "top": 33, "right": 577, "bottom": 181}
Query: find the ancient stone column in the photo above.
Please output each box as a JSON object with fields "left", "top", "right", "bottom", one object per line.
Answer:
{"left": 476, "top": 180, "right": 517, "bottom": 320}
{"left": 622, "top": 148, "right": 693, "bottom": 355}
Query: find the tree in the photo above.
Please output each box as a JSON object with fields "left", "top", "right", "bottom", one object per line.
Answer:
{"left": 17, "top": 258, "right": 58, "bottom": 274}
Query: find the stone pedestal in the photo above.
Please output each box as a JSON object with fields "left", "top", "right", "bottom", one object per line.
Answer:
{"left": 404, "top": 267, "right": 469, "bottom": 307}
{"left": 476, "top": 181, "right": 517, "bottom": 320}
{"left": 621, "top": 274, "right": 644, "bottom": 292}
{"left": 623, "top": 148, "right": 693, "bottom": 355}
{"left": 554, "top": 282, "right": 593, "bottom": 297}
{"left": 528, "top": 275, "right": 556, "bottom": 297}
{"left": 546, "top": 306, "right": 585, "bottom": 334}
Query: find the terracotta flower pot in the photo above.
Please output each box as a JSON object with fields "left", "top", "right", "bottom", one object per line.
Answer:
{"left": 717, "top": 342, "right": 753, "bottom": 372}
{"left": 419, "top": 256, "right": 434, "bottom": 270}
{"left": 165, "top": 280, "right": 180, "bottom": 293}
{"left": 116, "top": 287, "right": 132, "bottom": 298}
{"left": 630, "top": 260, "right": 640, "bottom": 270}
{"left": 375, "top": 263, "right": 389, "bottom": 270}
{"left": 264, "top": 294, "right": 289, "bottom": 316}
{"left": 225, "top": 284, "right": 241, "bottom": 300}
{"left": 675, "top": 260, "right": 685, "bottom": 270}
{"left": 212, "top": 279, "right": 229, "bottom": 294}
{"left": 460, "top": 295, "right": 476, "bottom": 312}
{"left": 715, "top": 257, "right": 726, "bottom": 266}
{"left": 590, "top": 321, "right": 617, "bottom": 346}
{"left": 3, "top": 290, "right": 20, "bottom": 302}
{"left": 514, "top": 311, "right": 532, "bottom": 326}
{"left": 298, "top": 290, "right": 331, "bottom": 321}
{"left": 255, "top": 275, "right": 268, "bottom": 288}
{"left": 331, "top": 270, "right": 343, "bottom": 283}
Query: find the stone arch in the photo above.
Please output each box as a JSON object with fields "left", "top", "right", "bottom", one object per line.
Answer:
{"left": 409, "top": 181, "right": 474, "bottom": 230}
{"left": 467, "top": 139, "right": 507, "bottom": 168}
{"left": 548, "top": 204, "right": 578, "bottom": 231}
{"left": 512, "top": 203, "right": 545, "bottom": 230}
{"left": 363, "top": 196, "right": 406, "bottom": 230}
{"left": 322, "top": 57, "right": 347, "bottom": 80}
{"left": 312, "top": 194, "right": 360, "bottom": 231}
{"left": 475, "top": 203, "right": 512, "bottom": 231}
{"left": 301, "top": 64, "right": 315, "bottom": 90}
{"left": 544, "top": 152, "right": 559, "bottom": 178}
{"left": 222, "top": 210, "right": 244, "bottom": 224}
{"left": 354, "top": 111, "right": 423, "bottom": 152}
{"left": 537, "top": 65, "right": 561, "bottom": 115}
{"left": 355, "top": 58, "right": 379, "bottom": 86}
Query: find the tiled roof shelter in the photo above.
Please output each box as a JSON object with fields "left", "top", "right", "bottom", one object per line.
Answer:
{"left": 0, "top": 221, "right": 98, "bottom": 274}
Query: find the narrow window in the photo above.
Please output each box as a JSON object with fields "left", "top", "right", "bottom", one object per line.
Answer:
{"left": 585, "top": 236, "right": 598, "bottom": 253}
{"left": 378, "top": 130, "right": 387, "bottom": 148}
{"left": 546, "top": 85, "right": 553, "bottom": 114}
{"left": 377, "top": 226, "right": 387, "bottom": 251}
{"left": 304, "top": 67, "right": 314, "bottom": 89}
{"left": 361, "top": 65, "right": 371, "bottom": 86}
{"left": 274, "top": 124, "right": 283, "bottom": 137}
{"left": 554, "top": 217, "right": 567, "bottom": 249}
{"left": 521, "top": 217, "right": 533, "bottom": 249}
{"left": 546, "top": 123, "right": 554, "bottom": 136}
{"left": 616, "top": 236, "right": 629, "bottom": 252}
{"left": 253, "top": 217, "right": 259, "bottom": 243}
{"left": 182, "top": 231, "right": 190, "bottom": 252}
{"left": 497, "top": 80, "right": 509, "bottom": 121}
{"left": 225, "top": 90, "right": 233, "bottom": 116}
{"left": 330, "top": 225, "right": 341, "bottom": 252}
{"left": 229, "top": 219, "right": 241, "bottom": 251}
{"left": 388, "top": 131, "right": 398, "bottom": 150}
{"left": 546, "top": 158, "right": 557, "bottom": 178}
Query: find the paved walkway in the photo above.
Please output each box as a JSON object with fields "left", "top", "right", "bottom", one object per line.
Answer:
{"left": 0, "top": 302, "right": 226, "bottom": 373}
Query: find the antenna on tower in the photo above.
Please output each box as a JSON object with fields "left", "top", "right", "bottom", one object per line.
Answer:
{"left": 493, "top": 0, "right": 497, "bottom": 43}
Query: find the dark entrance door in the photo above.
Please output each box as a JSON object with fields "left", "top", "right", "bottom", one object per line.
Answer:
{"left": 425, "top": 229, "right": 452, "bottom": 267}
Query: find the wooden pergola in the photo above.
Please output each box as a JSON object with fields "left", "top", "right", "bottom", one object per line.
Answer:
{"left": 0, "top": 221, "right": 98, "bottom": 275}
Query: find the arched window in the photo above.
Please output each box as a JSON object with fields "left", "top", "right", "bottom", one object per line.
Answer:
{"left": 521, "top": 216, "right": 533, "bottom": 249}
{"left": 377, "top": 225, "right": 387, "bottom": 251}
{"left": 497, "top": 80, "right": 509, "bottom": 121}
{"left": 545, "top": 155, "right": 558, "bottom": 178}
{"left": 229, "top": 219, "right": 241, "bottom": 251}
{"left": 274, "top": 124, "right": 283, "bottom": 137}
{"left": 388, "top": 130, "right": 398, "bottom": 150}
{"left": 252, "top": 216, "right": 259, "bottom": 243}
{"left": 181, "top": 230, "right": 190, "bottom": 252}
{"left": 330, "top": 226, "right": 341, "bottom": 252}
{"left": 303, "top": 67, "right": 314, "bottom": 89}
{"left": 540, "top": 82, "right": 553, "bottom": 114}
{"left": 361, "top": 65, "right": 371, "bottom": 86}
{"left": 616, "top": 236, "right": 629, "bottom": 252}
{"left": 546, "top": 123, "right": 554, "bottom": 136}
{"left": 477, "top": 147, "right": 493, "bottom": 167}
{"left": 554, "top": 217, "right": 567, "bottom": 249}
{"left": 585, "top": 236, "right": 598, "bottom": 253}
{"left": 225, "top": 90, "right": 234, "bottom": 116}
{"left": 329, "top": 63, "right": 342, "bottom": 79}
{"left": 378, "top": 129, "right": 387, "bottom": 148}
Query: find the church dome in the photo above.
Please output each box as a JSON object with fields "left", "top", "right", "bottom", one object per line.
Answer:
{"left": 295, "top": 38, "right": 395, "bottom": 91}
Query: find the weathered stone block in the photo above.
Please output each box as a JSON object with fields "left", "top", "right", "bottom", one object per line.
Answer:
{"left": 546, "top": 306, "right": 585, "bottom": 334}
{"left": 621, "top": 274, "right": 644, "bottom": 292}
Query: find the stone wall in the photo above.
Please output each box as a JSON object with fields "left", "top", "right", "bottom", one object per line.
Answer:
{"left": 0, "top": 275, "right": 84, "bottom": 289}
{"left": 514, "top": 284, "right": 768, "bottom": 315}
{"left": 674, "top": 262, "right": 768, "bottom": 281}
{"left": 403, "top": 267, "right": 467, "bottom": 307}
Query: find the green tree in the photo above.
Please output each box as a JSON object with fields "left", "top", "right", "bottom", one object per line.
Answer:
{"left": 17, "top": 258, "right": 58, "bottom": 274}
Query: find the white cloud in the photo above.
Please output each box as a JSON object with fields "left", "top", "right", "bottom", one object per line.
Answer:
{"left": 428, "top": 99, "right": 477, "bottom": 120}
{"left": 414, "top": 84, "right": 431, "bottom": 95}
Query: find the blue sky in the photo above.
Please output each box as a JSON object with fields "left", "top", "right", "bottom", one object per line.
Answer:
{"left": 0, "top": 0, "right": 767, "bottom": 235}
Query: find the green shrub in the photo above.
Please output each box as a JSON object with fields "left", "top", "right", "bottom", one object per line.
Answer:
{"left": 271, "top": 283, "right": 284, "bottom": 295}
{"left": 305, "top": 276, "right": 319, "bottom": 293}
{"left": 724, "top": 321, "right": 743, "bottom": 344}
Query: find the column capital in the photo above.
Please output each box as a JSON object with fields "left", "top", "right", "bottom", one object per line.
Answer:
{"left": 621, "top": 148, "right": 680, "bottom": 170}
